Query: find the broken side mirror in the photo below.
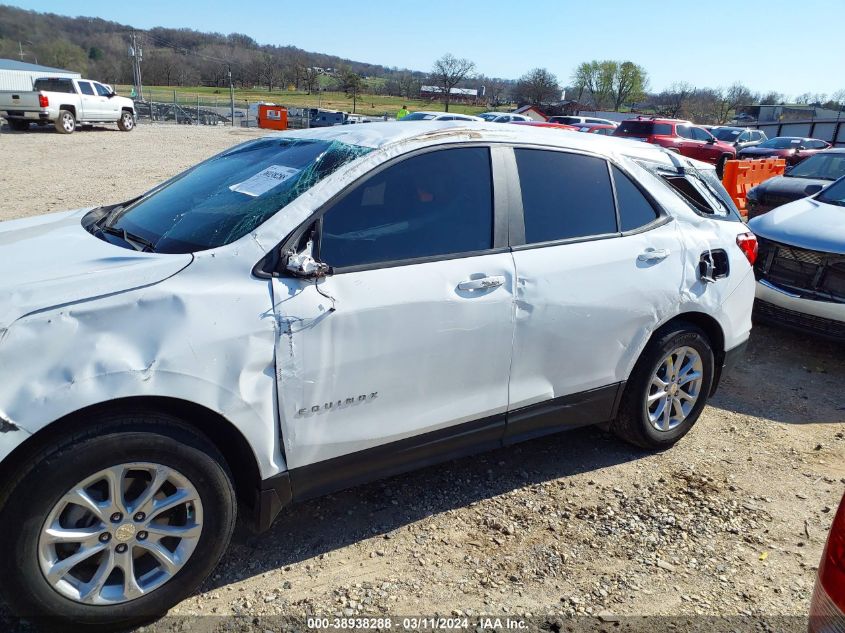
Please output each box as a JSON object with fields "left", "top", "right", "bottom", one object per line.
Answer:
{"left": 284, "top": 239, "right": 331, "bottom": 279}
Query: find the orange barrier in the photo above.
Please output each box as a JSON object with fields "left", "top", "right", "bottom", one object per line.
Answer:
{"left": 257, "top": 104, "right": 288, "bottom": 130}
{"left": 721, "top": 158, "right": 786, "bottom": 218}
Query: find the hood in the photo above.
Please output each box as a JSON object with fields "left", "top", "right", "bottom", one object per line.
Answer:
{"left": 740, "top": 147, "right": 787, "bottom": 157}
{"left": 748, "top": 197, "right": 845, "bottom": 255}
{"left": 754, "top": 175, "right": 831, "bottom": 200}
{"left": 0, "top": 209, "right": 192, "bottom": 329}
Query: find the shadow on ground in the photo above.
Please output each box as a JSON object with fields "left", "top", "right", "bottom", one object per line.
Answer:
{"left": 205, "top": 425, "right": 643, "bottom": 592}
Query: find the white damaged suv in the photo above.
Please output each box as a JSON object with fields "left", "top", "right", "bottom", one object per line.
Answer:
{"left": 0, "top": 122, "right": 756, "bottom": 627}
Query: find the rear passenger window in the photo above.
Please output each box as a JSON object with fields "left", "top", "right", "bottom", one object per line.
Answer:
{"left": 320, "top": 148, "right": 493, "bottom": 268}
{"left": 611, "top": 166, "right": 659, "bottom": 231}
{"left": 515, "top": 149, "right": 617, "bottom": 243}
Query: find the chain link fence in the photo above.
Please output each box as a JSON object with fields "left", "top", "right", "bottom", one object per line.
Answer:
{"left": 131, "top": 90, "right": 387, "bottom": 129}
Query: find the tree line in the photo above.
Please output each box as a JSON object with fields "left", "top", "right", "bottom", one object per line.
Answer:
{"left": 1, "top": 5, "right": 843, "bottom": 123}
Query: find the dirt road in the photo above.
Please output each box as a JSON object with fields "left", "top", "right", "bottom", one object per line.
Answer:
{"left": 0, "top": 123, "right": 842, "bottom": 628}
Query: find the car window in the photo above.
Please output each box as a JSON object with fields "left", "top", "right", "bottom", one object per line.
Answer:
{"left": 33, "top": 78, "right": 75, "bottom": 93}
{"left": 439, "top": 116, "right": 454, "bottom": 121}
{"left": 102, "top": 138, "right": 372, "bottom": 253}
{"left": 78, "top": 81, "right": 95, "bottom": 96}
{"left": 805, "top": 140, "right": 828, "bottom": 150}
{"left": 737, "top": 132, "right": 750, "bottom": 142}
{"left": 676, "top": 125, "right": 694, "bottom": 140}
{"left": 94, "top": 83, "right": 111, "bottom": 97}
{"left": 611, "top": 166, "right": 659, "bottom": 231}
{"left": 319, "top": 148, "right": 493, "bottom": 268}
{"left": 691, "top": 127, "right": 713, "bottom": 141}
{"left": 515, "top": 149, "right": 617, "bottom": 244}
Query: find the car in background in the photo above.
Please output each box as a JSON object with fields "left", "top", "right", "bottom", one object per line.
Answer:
{"left": 748, "top": 174, "right": 845, "bottom": 340}
{"left": 809, "top": 491, "right": 845, "bottom": 633}
{"left": 477, "top": 112, "right": 532, "bottom": 123}
{"left": 613, "top": 117, "right": 736, "bottom": 174}
{"left": 709, "top": 126, "right": 767, "bottom": 151}
{"left": 747, "top": 148, "right": 845, "bottom": 218}
{"left": 547, "top": 115, "right": 618, "bottom": 127}
{"left": 399, "top": 111, "right": 483, "bottom": 122}
{"left": 575, "top": 122, "right": 616, "bottom": 136}
{"left": 738, "top": 136, "right": 831, "bottom": 166}
{"left": 510, "top": 121, "right": 579, "bottom": 131}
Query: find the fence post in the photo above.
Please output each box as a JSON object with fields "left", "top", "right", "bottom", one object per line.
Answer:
{"left": 173, "top": 90, "right": 178, "bottom": 124}
{"left": 246, "top": 99, "right": 249, "bottom": 127}
{"left": 197, "top": 94, "right": 200, "bottom": 125}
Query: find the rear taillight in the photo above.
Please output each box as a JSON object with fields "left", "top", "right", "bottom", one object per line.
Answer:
{"left": 736, "top": 232, "right": 757, "bottom": 265}
{"left": 820, "top": 496, "right": 845, "bottom": 610}
{"left": 38, "top": 94, "right": 49, "bottom": 108}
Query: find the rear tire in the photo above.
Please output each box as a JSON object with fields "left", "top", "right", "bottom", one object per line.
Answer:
{"left": 118, "top": 110, "right": 135, "bottom": 131}
{"left": 9, "top": 119, "right": 30, "bottom": 131}
{"left": 55, "top": 110, "right": 76, "bottom": 134}
{"left": 611, "top": 322, "right": 714, "bottom": 449}
{"left": 0, "top": 412, "right": 236, "bottom": 628}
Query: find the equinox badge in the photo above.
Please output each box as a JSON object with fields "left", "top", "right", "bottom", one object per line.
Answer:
{"left": 297, "top": 392, "right": 378, "bottom": 416}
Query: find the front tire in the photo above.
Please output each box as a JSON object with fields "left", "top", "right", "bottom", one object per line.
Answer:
{"left": 611, "top": 322, "right": 714, "bottom": 449}
{"left": 118, "top": 110, "right": 135, "bottom": 131}
{"left": 55, "top": 110, "right": 76, "bottom": 134}
{"left": 0, "top": 413, "right": 236, "bottom": 628}
{"left": 716, "top": 154, "right": 731, "bottom": 178}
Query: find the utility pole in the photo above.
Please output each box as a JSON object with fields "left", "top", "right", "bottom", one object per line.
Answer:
{"left": 129, "top": 33, "right": 144, "bottom": 101}
{"left": 18, "top": 41, "right": 24, "bottom": 61}
{"left": 228, "top": 65, "right": 235, "bottom": 127}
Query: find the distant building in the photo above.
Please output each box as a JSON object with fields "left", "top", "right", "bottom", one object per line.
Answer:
{"left": 420, "top": 85, "right": 479, "bottom": 103}
{"left": 513, "top": 105, "right": 547, "bottom": 121}
{"left": 0, "top": 58, "right": 80, "bottom": 91}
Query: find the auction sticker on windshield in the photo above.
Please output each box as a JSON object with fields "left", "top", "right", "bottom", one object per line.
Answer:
{"left": 229, "top": 165, "right": 301, "bottom": 197}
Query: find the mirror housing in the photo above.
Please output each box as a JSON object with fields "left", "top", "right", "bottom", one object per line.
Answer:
{"left": 804, "top": 184, "right": 824, "bottom": 196}
{"left": 284, "top": 240, "right": 331, "bottom": 279}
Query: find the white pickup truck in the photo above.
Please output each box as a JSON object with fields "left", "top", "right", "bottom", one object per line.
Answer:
{"left": 0, "top": 76, "right": 136, "bottom": 134}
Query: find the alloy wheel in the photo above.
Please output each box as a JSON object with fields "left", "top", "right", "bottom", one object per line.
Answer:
{"left": 37, "top": 463, "right": 203, "bottom": 605}
{"left": 644, "top": 346, "right": 704, "bottom": 432}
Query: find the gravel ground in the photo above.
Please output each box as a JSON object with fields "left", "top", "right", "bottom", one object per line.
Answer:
{"left": 0, "top": 123, "right": 843, "bottom": 629}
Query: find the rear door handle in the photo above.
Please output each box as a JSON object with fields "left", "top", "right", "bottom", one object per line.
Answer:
{"left": 638, "top": 248, "right": 670, "bottom": 262}
{"left": 458, "top": 276, "right": 505, "bottom": 291}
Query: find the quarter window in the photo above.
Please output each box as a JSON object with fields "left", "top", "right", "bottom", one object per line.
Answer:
{"left": 611, "top": 166, "right": 659, "bottom": 231}
{"left": 319, "top": 148, "right": 493, "bottom": 268}
{"left": 515, "top": 149, "right": 617, "bottom": 244}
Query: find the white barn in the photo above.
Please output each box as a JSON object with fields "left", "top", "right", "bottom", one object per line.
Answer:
{"left": 0, "top": 58, "right": 81, "bottom": 91}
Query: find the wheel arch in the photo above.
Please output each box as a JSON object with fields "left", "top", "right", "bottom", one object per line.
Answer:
{"left": 59, "top": 104, "right": 76, "bottom": 118}
{"left": 648, "top": 310, "right": 726, "bottom": 395}
{"left": 0, "top": 396, "right": 263, "bottom": 522}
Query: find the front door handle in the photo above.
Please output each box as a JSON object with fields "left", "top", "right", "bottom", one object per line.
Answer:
{"left": 638, "top": 248, "right": 670, "bottom": 262}
{"left": 458, "top": 276, "right": 505, "bottom": 291}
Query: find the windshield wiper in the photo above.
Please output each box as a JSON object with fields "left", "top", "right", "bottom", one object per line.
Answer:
{"left": 98, "top": 225, "right": 157, "bottom": 252}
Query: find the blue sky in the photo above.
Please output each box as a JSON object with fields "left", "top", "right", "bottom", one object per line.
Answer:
{"left": 10, "top": 0, "right": 843, "bottom": 96}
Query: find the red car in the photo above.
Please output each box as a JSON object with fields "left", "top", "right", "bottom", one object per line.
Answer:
{"left": 510, "top": 121, "right": 579, "bottom": 131}
{"left": 738, "top": 136, "right": 832, "bottom": 166}
{"left": 613, "top": 117, "right": 737, "bottom": 173}
{"left": 809, "top": 491, "right": 845, "bottom": 632}
{"left": 574, "top": 122, "right": 616, "bottom": 136}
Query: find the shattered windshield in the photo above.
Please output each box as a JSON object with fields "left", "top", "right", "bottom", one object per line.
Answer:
{"left": 97, "top": 138, "right": 372, "bottom": 253}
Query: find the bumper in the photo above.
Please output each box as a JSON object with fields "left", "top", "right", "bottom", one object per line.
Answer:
{"left": 754, "top": 280, "right": 845, "bottom": 341}
{"left": 710, "top": 339, "right": 748, "bottom": 396}
{"left": 4, "top": 110, "right": 49, "bottom": 121}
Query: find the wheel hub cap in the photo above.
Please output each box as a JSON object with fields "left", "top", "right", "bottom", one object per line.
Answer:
{"left": 37, "top": 462, "right": 203, "bottom": 605}
{"left": 114, "top": 523, "right": 136, "bottom": 542}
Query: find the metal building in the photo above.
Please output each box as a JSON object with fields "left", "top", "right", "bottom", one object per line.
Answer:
{"left": 0, "top": 58, "right": 81, "bottom": 91}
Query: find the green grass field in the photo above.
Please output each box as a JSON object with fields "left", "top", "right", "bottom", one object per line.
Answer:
{"left": 115, "top": 84, "right": 498, "bottom": 117}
